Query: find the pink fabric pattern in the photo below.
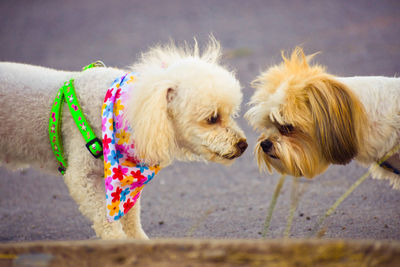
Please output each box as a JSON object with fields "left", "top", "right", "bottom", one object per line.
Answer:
{"left": 102, "top": 73, "right": 161, "bottom": 221}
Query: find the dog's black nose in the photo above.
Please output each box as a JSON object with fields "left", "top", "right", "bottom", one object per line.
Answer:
{"left": 260, "top": 139, "right": 273, "bottom": 153}
{"left": 236, "top": 140, "right": 248, "bottom": 155}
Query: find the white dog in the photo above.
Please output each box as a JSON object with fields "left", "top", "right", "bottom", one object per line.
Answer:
{"left": 0, "top": 39, "right": 247, "bottom": 239}
{"left": 245, "top": 47, "right": 400, "bottom": 189}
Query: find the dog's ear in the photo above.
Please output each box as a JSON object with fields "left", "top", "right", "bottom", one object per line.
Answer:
{"left": 125, "top": 80, "right": 176, "bottom": 166}
{"left": 307, "top": 77, "right": 365, "bottom": 165}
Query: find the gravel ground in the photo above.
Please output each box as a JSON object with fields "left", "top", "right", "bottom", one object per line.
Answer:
{"left": 0, "top": 0, "right": 400, "bottom": 242}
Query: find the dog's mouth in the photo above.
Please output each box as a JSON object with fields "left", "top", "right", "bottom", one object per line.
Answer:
{"left": 200, "top": 144, "right": 244, "bottom": 163}
{"left": 258, "top": 143, "right": 279, "bottom": 160}
{"left": 221, "top": 153, "right": 237, "bottom": 160}
{"left": 204, "top": 147, "right": 238, "bottom": 161}
{"left": 211, "top": 150, "right": 237, "bottom": 160}
{"left": 268, "top": 153, "right": 279, "bottom": 160}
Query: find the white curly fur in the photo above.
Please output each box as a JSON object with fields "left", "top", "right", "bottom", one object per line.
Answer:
{"left": 0, "top": 39, "right": 247, "bottom": 239}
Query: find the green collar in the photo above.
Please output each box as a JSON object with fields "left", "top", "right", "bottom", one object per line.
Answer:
{"left": 49, "top": 61, "right": 105, "bottom": 174}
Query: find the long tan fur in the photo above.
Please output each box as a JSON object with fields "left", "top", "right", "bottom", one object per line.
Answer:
{"left": 246, "top": 47, "right": 367, "bottom": 178}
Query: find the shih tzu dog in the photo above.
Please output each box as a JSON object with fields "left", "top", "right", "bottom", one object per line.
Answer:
{"left": 245, "top": 47, "right": 400, "bottom": 189}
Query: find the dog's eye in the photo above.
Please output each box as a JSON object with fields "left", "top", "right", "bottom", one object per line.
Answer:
{"left": 277, "top": 124, "right": 294, "bottom": 135}
{"left": 207, "top": 114, "right": 220, "bottom": 124}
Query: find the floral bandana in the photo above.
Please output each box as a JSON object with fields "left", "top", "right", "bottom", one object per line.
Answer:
{"left": 102, "top": 73, "right": 161, "bottom": 222}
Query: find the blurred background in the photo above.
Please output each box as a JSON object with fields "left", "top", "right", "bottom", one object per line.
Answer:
{"left": 0, "top": 0, "right": 399, "bottom": 242}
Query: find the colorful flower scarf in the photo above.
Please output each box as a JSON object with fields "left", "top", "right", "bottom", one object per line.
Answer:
{"left": 102, "top": 73, "right": 161, "bottom": 222}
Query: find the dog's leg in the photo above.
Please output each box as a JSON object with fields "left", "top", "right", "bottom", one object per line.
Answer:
{"left": 64, "top": 168, "right": 127, "bottom": 240}
{"left": 62, "top": 143, "right": 127, "bottom": 240}
{"left": 120, "top": 197, "right": 149, "bottom": 239}
{"left": 63, "top": 169, "right": 127, "bottom": 239}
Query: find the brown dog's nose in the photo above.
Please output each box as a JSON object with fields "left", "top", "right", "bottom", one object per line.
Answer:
{"left": 260, "top": 139, "right": 273, "bottom": 153}
{"left": 236, "top": 140, "right": 248, "bottom": 155}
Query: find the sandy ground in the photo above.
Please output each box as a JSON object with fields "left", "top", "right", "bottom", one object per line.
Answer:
{"left": 0, "top": 0, "right": 400, "bottom": 242}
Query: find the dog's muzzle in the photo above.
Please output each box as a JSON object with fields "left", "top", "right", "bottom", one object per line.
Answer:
{"left": 260, "top": 139, "right": 273, "bottom": 153}
{"left": 260, "top": 139, "right": 279, "bottom": 159}
{"left": 222, "top": 139, "right": 248, "bottom": 159}
{"left": 237, "top": 140, "right": 248, "bottom": 154}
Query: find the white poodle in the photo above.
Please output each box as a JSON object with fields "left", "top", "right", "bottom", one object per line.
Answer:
{"left": 0, "top": 38, "right": 247, "bottom": 239}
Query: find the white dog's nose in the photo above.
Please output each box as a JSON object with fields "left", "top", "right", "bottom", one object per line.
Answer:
{"left": 236, "top": 140, "right": 248, "bottom": 155}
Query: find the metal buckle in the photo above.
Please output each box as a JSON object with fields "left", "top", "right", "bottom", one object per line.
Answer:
{"left": 93, "top": 60, "right": 106, "bottom": 68}
{"left": 58, "top": 166, "right": 66, "bottom": 174}
{"left": 86, "top": 138, "right": 103, "bottom": 158}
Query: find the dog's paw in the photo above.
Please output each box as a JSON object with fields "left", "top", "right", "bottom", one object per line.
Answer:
{"left": 93, "top": 221, "right": 128, "bottom": 240}
{"left": 124, "top": 227, "right": 149, "bottom": 240}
